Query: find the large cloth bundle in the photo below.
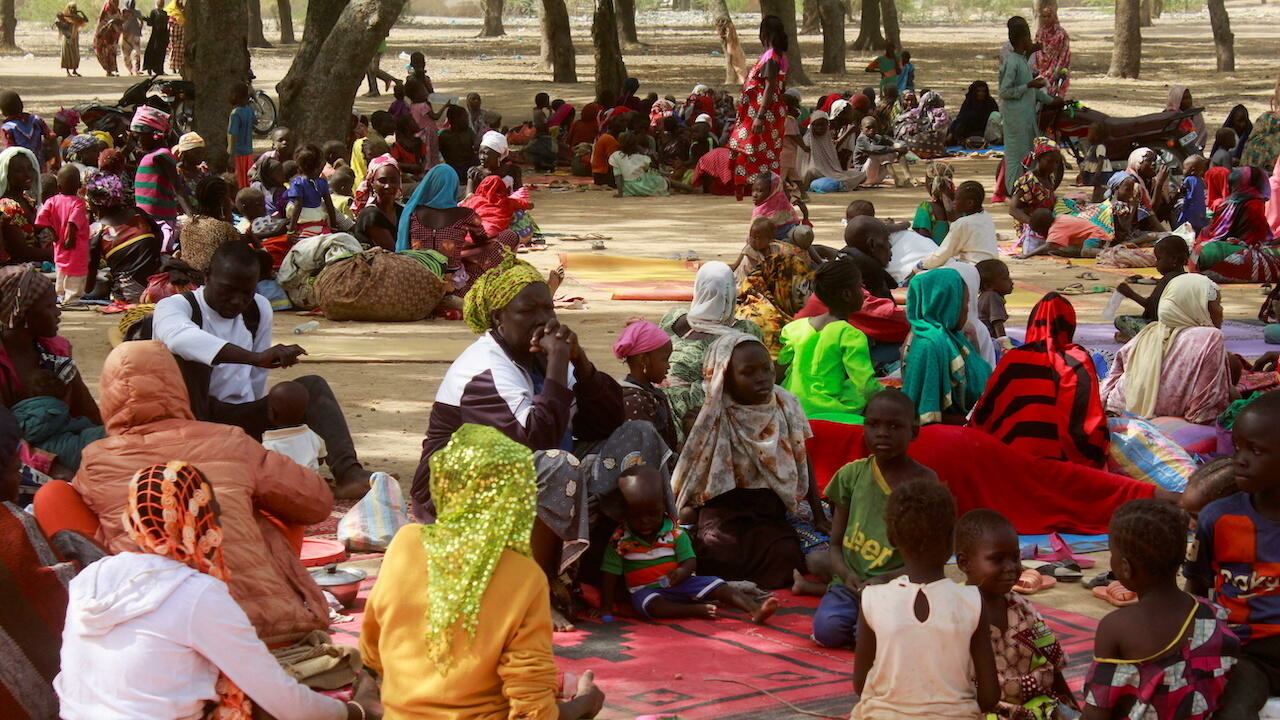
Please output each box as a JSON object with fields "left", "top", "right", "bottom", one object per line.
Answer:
{"left": 314, "top": 247, "right": 443, "bottom": 321}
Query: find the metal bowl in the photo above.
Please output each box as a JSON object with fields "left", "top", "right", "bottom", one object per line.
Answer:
{"left": 309, "top": 563, "right": 366, "bottom": 608}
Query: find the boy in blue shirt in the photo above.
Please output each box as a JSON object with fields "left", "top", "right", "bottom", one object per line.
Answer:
{"left": 1185, "top": 390, "right": 1280, "bottom": 718}
{"left": 227, "top": 83, "right": 256, "bottom": 189}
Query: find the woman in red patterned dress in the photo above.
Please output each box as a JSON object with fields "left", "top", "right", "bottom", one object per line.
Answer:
{"left": 726, "top": 15, "right": 789, "bottom": 201}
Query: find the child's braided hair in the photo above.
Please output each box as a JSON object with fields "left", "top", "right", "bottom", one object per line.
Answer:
{"left": 885, "top": 479, "right": 956, "bottom": 558}
{"left": 1109, "top": 499, "right": 1189, "bottom": 579}
{"left": 814, "top": 255, "right": 862, "bottom": 312}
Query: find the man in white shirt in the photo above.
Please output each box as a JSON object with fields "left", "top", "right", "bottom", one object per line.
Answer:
{"left": 153, "top": 242, "right": 369, "bottom": 499}
{"left": 916, "top": 181, "right": 999, "bottom": 271}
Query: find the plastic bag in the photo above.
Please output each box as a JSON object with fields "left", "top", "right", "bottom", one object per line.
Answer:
{"left": 337, "top": 472, "right": 409, "bottom": 552}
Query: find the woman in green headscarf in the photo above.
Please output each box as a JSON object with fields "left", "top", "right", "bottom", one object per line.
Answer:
{"left": 361, "top": 424, "right": 606, "bottom": 718}
{"left": 901, "top": 266, "right": 992, "bottom": 425}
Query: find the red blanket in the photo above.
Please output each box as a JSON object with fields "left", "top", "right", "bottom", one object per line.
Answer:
{"left": 807, "top": 420, "right": 1155, "bottom": 535}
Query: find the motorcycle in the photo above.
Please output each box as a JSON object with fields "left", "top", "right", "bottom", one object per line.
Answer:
{"left": 1039, "top": 100, "right": 1204, "bottom": 181}
{"left": 74, "top": 73, "right": 277, "bottom": 141}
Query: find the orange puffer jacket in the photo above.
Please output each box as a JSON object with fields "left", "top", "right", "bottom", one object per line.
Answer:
{"left": 74, "top": 340, "right": 334, "bottom": 646}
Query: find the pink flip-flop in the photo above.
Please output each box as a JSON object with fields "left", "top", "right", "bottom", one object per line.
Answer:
{"left": 1034, "top": 532, "right": 1097, "bottom": 569}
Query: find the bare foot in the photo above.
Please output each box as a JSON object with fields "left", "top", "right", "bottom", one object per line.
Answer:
{"left": 547, "top": 266, "right": 565, "bottom": 296}
{"left": 752, "top": 597, "right": 779, "bottom": 624}
{"left": 694, "top": 603, "right": 718, "bottom": 619}
{"left": 332, "top": 467, "right": 371, "bottom": 500}
{"left": 575, "top": 670, "right": 606, "bottom": 718}
{"left": 792, "top": 569, "right": 808, "bottom": 594}
{"left": 552, "top": 606, "right": 576, "bottom": 632}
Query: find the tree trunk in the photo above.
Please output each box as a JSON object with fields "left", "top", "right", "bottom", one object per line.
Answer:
{"left": 616, "top": 0, "right": 639, "bottom": 45}
{"left": 879, "top": 0, "right": 899, "bottom": 49}
{"left": 1138, "top": 0, "right": 1152, "bottom": 27}
{"left": 850, "top": 0, "right": 882, "bottom": 51}
{"left": 593, "top": 0, "right": 627, "bottom": 103}
{"left": 539, "top": 0, "right": 577, "bottom": 83}
{"left": 1107, "top": 0, "right": 1141, "bottom": 78}
{"left": 247, "top": 0, "right": 272, "bottom": 47}
{"left": 480, "top": 0, "right": 505, "bottom": 37}
{"left": 186, "top": 0, "right": 250, "bottom": 171}
{"left": 819, "top": 0, "right": 845, "bottom": 74}
{"left": 759, "top": 0, "right": 811, "bottom": 85}
{"left": 709, "top": 0, "right": 748, "bottom": 86}
{"left": 672, "top": 0, "right": 692, "bottom": 10}
{"left": 276, "top": 0, "right": 409, "bottom": 146}
{"left": 800, "top": 0, "right": 821, "bottom": 34}
{"left": 1206, "top": 0, "right": 1234, "bottom": 71}
{"left": 0, "top": 0, "right": 18, "bottom": 51}
{"left": 276, "top": 0, "right": 295, "bottom": 44}
{"left": 1032, "top": 0, "right": 1044, "bottom": 27}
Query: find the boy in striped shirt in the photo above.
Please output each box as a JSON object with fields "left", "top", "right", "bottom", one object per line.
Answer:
{"left": 597, "top": 465, "right": 779, "bottom": 623}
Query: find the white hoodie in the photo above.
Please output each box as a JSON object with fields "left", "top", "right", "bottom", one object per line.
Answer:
{"left": 54, "top": 552, "right": 345, "bottom": 720}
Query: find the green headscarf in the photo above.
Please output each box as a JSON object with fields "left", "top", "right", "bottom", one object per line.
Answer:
{"left": 423, "top": 424, "right": 537, "bottom": 673}
{"left": 902, "top": 267, "right": 992, "bottom": 424}
{"left": 462, "top": 250, "right": 546, "bottom": 334}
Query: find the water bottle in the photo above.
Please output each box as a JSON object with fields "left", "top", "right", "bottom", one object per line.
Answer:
{"left": 293, "top": 320, "right": 320, "bottom": 335}
{"left": 1101, "top": 290, "right": 1124, "bottom": 322}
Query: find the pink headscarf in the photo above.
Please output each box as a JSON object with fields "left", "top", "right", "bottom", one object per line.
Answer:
{"left": 353, "top": 153, "right": 398, "bottom": 212}
{"left": 613, "top": 319, "right": 671, "bottom": 360}
{"left": 751, "top": 172, "right": 800, "bottom": 226}
{"left": 130, "top": 105, "right": 170, "bottom": 134}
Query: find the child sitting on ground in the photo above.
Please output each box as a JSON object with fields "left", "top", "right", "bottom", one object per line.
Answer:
{"left": 286, "top": 144, "right": 338, "bottom": 240}
{"left": 1210, "top": 128, "right": 1236, "bottom": 169}
{"left": 733, "top": 217, "right": 784, "bottom": 283}
{"left": 439, "top": 105, "right": 478, "bottom": 182}
{"left": 321, "top": 140, "right": 349, "bottom": 179}
{"left": 390, "top": 113, "right": 426, "bottom": 179}
{"left": 1087, "top": 499, "right": 1239, "bottom": 719}
{"left": 812, "top": 389, "right": 939, "bottom": 648}
{"left": 609, "top": 131, "right": 669, "bottom": 198}
{"left": 0, "top": 91, "right": 54, "bottom": 170}
{"left": 261, "top": 381, "right": 326, "bottom": 472}
{"left": 597, "top": 465, "right": 779, "bottom": 623}
{"left": 916, "top": 181, "right": 998, "bottom": 271}
{"left": 614, "top": 320, "right": 679, "bottom": 452}
{"left": 779, "top": 256, "right": 882, "bottom": 421}
{"left": 1184, "top": 391, "right": 1280, "bottom": 718}
{"left": 1113, "top": 235, "right": 1188, "bottom": 341}
{"left": 11, "top": 369, "right": 105, "bottom": 476}
{"left": 956, "top": 509, "right": 1079, "bottom": 720}
{"left": 852, "top": 116, "right": 913, "bottom": 187}
{"left": 976, "top": 258, "right": 1013, "bottom": 339}
{"left": 252, "top": 158, "right": 289, "bottom": 218}
{"left": 329, "top": 168, "right": 356, "bottom": 224}
{"left": 524, "top": 118, "right": 558, "bottom": 173}
{"left": 1175, "top": 154, "right": 1209, "bottom": 233}
{"left": 387, "top": 83, "right": 410, "bottom": 118}
{"left": 1020, "top": 207, "right": 1111, "bottom": 259}
{"left": 846, "top": 199, "right": 910, "bottom": 233}
{"left": 797, "top": 248, "right": 907, "bottom": 371}
{"left": 35, "top": 165, "right": 90, "bottom": 304}
{"left": 249, "top": 126, "right": 294, "bottom": 182}
{"left": 751, "top": 171, "right": 814, "bottom": 248}
{"left": 851, "top": 477, "right": 999, "bottom": 718}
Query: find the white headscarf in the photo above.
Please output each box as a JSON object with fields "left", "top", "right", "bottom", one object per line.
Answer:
{"left": 685, "top": 261, "right": 738, "bottom": 335}
{"left": 1122, "top": 273, "right": 1219, "bottom": 418}
{"left": 0, "top": 147, "right": 41, "bottom": 206}
{"left": 830, "top": 99, "right": 851, "bottom": 121}
{"left": 693, "top": 83, "right": 710, "bottom": 95}
{"left": 479, "top": 130, "right": 508, "bottom": 159}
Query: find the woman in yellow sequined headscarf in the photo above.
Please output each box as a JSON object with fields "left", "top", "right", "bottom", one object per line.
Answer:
{"left": 56, "top": 461, "right": 363, "bottom": 720}
{"left": 361, "top": 424, "right": 606, "bottom": 717}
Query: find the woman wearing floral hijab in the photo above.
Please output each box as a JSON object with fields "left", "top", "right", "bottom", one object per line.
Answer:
{"left": 55, "top": 461, "right": 371, "bottom": 720}
{"left": 1032, "top": 2, "right": 1071, "bottom": 98}
{"left": 363, "top": 424, "right": 606, "bottom": 717}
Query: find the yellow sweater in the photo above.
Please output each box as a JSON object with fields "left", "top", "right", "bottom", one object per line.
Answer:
{"left": 360, "top": 525, "right": 560, "bottom": 720}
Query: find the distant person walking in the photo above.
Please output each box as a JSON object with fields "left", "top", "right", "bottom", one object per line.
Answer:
{"left": 166, "top": 0, "right": 185, "bottom": 75}
{"left": 142, "top": 0, "right": 167, "bottom": 75}
{"left": 1033, "top": 1, "right": 1071, "bottom": 99}
{"left": 120, "top": 0, "right": 143, "bottom": 75}
{"left": 93, "top": 0, "right": 123, "bottom": 77}
{"left": 55, "top": 2, "right": 90, "bottom": 77}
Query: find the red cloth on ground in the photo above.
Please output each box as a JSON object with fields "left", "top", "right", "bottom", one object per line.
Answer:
{"left": 796, "top": 291, "right": 909, "bottom": 343}
{"left": 460, "top": 175, "right": 531, "bottom": 238}
{"left": 806, "top": 420, "right": 1155, "bottom": 535}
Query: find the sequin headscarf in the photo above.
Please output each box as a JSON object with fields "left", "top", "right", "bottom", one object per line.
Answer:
{"left": 123, "top": 461, "right": 251, "bottom": 720}
{"left": 423, "top": 424, "right": 537, "bottom": 673}
{"left": 462, "top": 250, "right": 546, "bottom": 334}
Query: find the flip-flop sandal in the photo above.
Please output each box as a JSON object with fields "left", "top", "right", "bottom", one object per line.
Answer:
{"left": 1056, "top": 283, "right": 1087, "bottom": 295}
{"left": 1025, "top": 560, "right": 1083, "bottom": 583}
{"left": 1125, "top": 275, "right": 1159, "bottom": 285}
{"left": 1086, "top": 570, "right": 1118, "bottom": 589}
{"left": 1076, "top": 271, "right": 1099, "bottom": 280}
{"left": 1091, "top": 581, "right": 1137, "bottom": 607}
{"left": 1044, "top": 532, "right": 1098, "bottom": 569}
{"left": 1013, "top": 569, "right": 1058, "bottom": 595}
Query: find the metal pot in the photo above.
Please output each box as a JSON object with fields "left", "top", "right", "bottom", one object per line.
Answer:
{"left": 309, "top": 563, "right": 366, "bottom": 608}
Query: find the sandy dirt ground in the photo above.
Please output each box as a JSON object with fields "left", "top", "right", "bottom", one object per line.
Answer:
{"left": 6, "top": 3, "right": 1279, "bottom": 623}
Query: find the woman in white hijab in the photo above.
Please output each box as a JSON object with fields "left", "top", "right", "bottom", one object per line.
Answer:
{"left": 660, "top": 261, "right": 765, "bottom": 439}
{"left": 466, "top": 130, "right": 520, "bottom": 194}
{"left": 800, "top": 110, "right": 867, "bottom": 188}
{"left": 1101, "top": 273, "right": 1232, "bottom": 424}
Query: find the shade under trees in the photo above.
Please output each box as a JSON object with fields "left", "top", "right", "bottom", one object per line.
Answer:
{"left": 759, "top": 0, "right": 811, "bottom": 85}
{"left": 819, "top": 0, "right": 846, "bottom": 73}
{"left": 616, "top": 0, "right": 639, "bottom": 45}
{"left": 247, "top": 0, "right": 271, "bottom": 47}
{"left": 540, "top": 0, "right": 577, "bottom": 83}
{"left": 593, "top": 0, "right": 628, "bottom": 102}
{"left": 1207, "top": 0, "right": 1235, "bottom": 72}
{"left": 277, "top": 0, "right": 295, "bottom": 44}
{"left": 185, "top": 0, "right": 251, "bottom": 171}
{"left": 1108, "top": 0, "right": 1142, "bottom": 78}
{"left": 275, "top": 0, "right": 409, "bottom": 145}
{"left": 850, "top": 0, "right": 883, "bottom": 51}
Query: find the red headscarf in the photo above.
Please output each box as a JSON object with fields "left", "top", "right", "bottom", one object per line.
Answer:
{"left": 968, "top": 292, "right": 1109, "bottom": 468}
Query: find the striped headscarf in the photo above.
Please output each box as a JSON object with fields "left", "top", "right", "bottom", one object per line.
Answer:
{"left": 123, "top": 461, "right": 250, "bottom": 719}
{"left": 0, "top": 265, "right": 53, "bottom": 330}
{"left": 353, "top": 153, "right": 398, "bottom": 213}
{"left": 423, "top": 424, "right": 536, "bottom": 673}
{"left": 462, "top": 251, "right": 545, "bottom": 334}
